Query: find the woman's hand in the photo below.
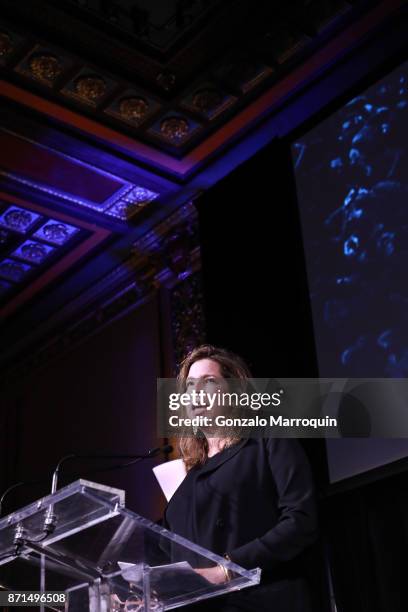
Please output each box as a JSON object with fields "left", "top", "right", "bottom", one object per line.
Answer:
{"left": 110, "top": 593, "right": 124, "bottom": 610}
{"left": 194, "top": 565, "right": 228, "bottom": 584}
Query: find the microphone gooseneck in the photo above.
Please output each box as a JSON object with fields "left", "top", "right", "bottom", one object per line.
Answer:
{"left": 0, "top": 444, "right": 173, "bottom": 558}
{"left": 44, "top": 444, "right": 173, "bottom": 533}
{"left": 0, "top": 482, "right": 25, "bottom": 518}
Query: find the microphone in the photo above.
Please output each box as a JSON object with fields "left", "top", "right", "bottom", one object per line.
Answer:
{"left": 50, "top": 445, "right": 173, "bottom": 493}
{"left": 44, "top": 444, "right": 173, "bottom": 533}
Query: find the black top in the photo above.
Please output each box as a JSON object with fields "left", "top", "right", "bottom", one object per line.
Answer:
{"left": 165, "top": 448, "right": 231, "bottom": 567}
{"left": 163, "top": 438, "right": 319, "bottom": 612}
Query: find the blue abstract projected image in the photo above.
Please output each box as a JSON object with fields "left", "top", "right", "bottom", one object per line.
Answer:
{"left": 292, "top": 59, "right": 408, "bottom": 378}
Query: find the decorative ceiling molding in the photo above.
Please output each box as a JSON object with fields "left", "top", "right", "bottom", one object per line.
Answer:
{"left": 0, "top": 191, "right": 111, "bottom": 319}
{"left": 0, "top": 0, "right": 403, "bottom": 175}
{"left": 0, "top": 0, "right": 405, "bottom": 386}
{"left": 49, "top": 0, "right": 222, "bottom": 55}
{"left": 0, "top": 127, "right": 160, "bottom": 221}
{"left": 0, "top": 201, "right": 200, "bottom": 387}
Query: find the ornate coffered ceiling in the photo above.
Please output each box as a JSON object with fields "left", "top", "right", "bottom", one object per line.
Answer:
{"left": 1, "top": 0, "right": 385, "bottom": 157}
{"left": 0, "top": 0, "right": 405, "bottom": 380}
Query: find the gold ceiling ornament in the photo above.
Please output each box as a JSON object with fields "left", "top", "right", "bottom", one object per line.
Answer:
{"left": 21, "top": 242, "right": 48, "bottom": 262}
{"left": 75, "top": 75, "right": 107, "bottom": 101}
{"left": 0, "top": 32, "right": 12, "bottom": 57}
{"left": 119, "top": 96, "right": 149, "bottom": 121}
{"left": 160, "top": 116, "right": 190, "bottom": 140}
{"left": 192, "top": 88, "right": 222, "bottom": 113}
{"left": 4, "top": 208, "right": 33, "bottom": 231}
{"left": 28, "top": 54, "right": 62, "bottom": 81}
{"left": 42, "top": 223, "right": 69, "bottom": 243}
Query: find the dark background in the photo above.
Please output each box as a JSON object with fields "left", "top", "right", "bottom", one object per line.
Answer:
{"left": 196, "top": 53, "right": 408, "bottom": 606}
{"left": 1, "top": 4, "right": 408, "bottom": 611}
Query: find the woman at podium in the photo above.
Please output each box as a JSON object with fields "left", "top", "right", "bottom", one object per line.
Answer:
{"left": 163, "top": 344, "right": 319, "bottom": 612}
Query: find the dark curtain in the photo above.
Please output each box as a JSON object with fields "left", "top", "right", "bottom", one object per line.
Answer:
{"left": 0, "top": 390, "right": 21, "bottom": 499}
{"left": 324, "top": 468, "right": 408, "bottom": 612}
{"left": 196, "top": 139, "right": 332, "bottom": 611}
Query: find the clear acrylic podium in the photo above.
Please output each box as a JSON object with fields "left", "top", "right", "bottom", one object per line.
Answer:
{"left": 0, "top": 480, "right": 261, "bottom": 610}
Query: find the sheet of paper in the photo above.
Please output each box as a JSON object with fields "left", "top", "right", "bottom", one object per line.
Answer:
{"left": 152, "top": 458, "right": 187, "bottom": 501}
{"left": 118, "top": 560, "right": 210, "bottom": 595}
{"left": 118, "top": 560, "right": 193, "bottom": 582}
{"left": 118, "top": 561, "right": 143, "bottom": 583}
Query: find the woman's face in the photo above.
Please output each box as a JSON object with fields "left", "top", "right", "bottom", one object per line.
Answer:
{"left": 188, "top": 358, "right": 222, "bottom": 380}
{"left": 185, "top": 358, "right": 224, "bottom": 419}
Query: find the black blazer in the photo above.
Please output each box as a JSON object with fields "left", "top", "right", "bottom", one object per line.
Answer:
{"left": 164, "top": 438, "right": 319, "bottom": 612}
